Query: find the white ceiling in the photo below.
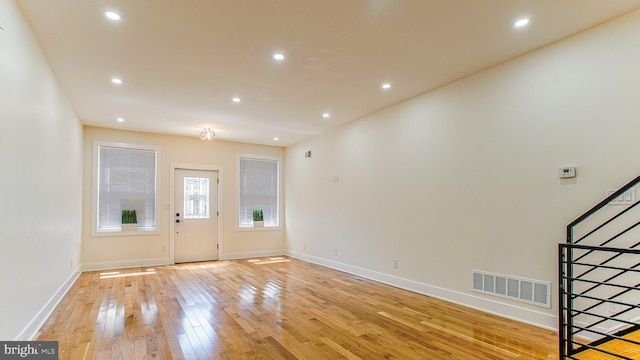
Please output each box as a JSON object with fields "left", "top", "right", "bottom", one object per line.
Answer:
{"left": 15, "top": 0, "right": 640, "bottom": 146}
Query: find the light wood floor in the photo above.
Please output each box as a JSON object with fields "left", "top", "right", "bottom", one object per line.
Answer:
{"left": 36, "top": 257, "right": 558, "bottom": 359}
{"left": 571, "top": 329, "right": 640, "bottom": 359}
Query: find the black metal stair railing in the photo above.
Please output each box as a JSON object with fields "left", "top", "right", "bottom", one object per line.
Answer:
{"left": 560, "top": 244, "right": 640, "bottom": 359}
{"left": 560, "top": 175, "right": 640, "bottom": 359}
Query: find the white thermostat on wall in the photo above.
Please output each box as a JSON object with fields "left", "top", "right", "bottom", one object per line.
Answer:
{"left": 559, "top": 167, "right": 576, "bottom": 178}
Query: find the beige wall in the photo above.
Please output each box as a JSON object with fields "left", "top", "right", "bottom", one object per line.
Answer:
{"left": 9, "top": 0, "right": 640, "bottom": 339}
{"left": 0, "top": 0, "right": 83, "bottom": 340}
{"left": 285, "top": 9, "right": 640, "bottom": 329}
{"left": 82, "top": 127, "right": 285, "bottom": 268}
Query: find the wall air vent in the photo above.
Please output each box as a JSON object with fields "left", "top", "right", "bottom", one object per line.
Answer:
{"left": 472, "top": 270, "right": 550, "bottom": 308}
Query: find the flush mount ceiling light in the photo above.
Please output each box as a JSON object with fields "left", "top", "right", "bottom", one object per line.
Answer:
{"left": 105, "top": 11, "right": 122, "bottom": 21}
{"left": 381, "top": 83, "right": 392, "bottom": 90}
{"left": 322, "top": 113, "right": 330, "bottom": 118}
{"left": 232, "top": 97, "right": 241, "bottom": 103}
{"left": 200, "top": 128, "right": 216, "bottom": 140}
{"left": 116, "top": 117, "right": 124, "bottom": 122}
{"left": 273, "top": 52, "right": 285, "bottom": 61}
{"left": 514, "top": 18, "right": 530, "bottom": 28}
{"left": 111, "top": 78, "right": 123, "bottom": 85}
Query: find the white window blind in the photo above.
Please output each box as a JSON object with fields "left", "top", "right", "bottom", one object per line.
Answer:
{"left": 239, "top": 157, "right": 279, "bottom": 228}
{"left": 97, "top": 145, "right": 157, "bottom": 231}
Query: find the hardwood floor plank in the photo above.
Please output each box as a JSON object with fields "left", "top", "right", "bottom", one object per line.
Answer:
{"left": 176, "top": 333, "right": 196, "bottom": 360}
{"left": 36, "top": 257, "right": 559, "bottom": 359}
{"left": 572, "top": 329, "right": 640, "bottom": 359}
{"left": 318, "top": 336, "right": 362, "bottom": 360}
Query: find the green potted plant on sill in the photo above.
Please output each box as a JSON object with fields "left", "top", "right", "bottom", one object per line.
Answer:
{"left": 252, "top": 209, "right": 264, "bottom": 228}
{"left": 121, "top": 209, "right": 138, "bottom": 231}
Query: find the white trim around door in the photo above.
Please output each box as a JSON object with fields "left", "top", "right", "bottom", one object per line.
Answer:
{"left": 170, "top": 163, "right": 223, "bottom": 263}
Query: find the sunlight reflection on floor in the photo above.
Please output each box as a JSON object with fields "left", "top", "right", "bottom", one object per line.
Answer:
{"left": 99, "top": 268, "right": 156, "bottom": 279}
{"left": 248, "top": 257, "right": 291, "bottom": 265}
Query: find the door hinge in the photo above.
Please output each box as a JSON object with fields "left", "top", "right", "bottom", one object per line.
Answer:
{"left": 217, "top": 211, "right": 219, "bottom": 216}
{"left": 217, "top": 244, "right": 219, "bottom": 249}
{"left": 217, "top": 178, "right": 219, "bottom": 184}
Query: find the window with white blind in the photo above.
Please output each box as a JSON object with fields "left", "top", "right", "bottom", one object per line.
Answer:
{"left": 95, "top": 143, "right": 158, "bottom": 232}
{"left": 238, "top": 156, "right": 280, "bottom": 229}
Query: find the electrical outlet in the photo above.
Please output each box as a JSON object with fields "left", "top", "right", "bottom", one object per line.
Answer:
{"left": 333, "top": 248, "right": 338, "bottom": 256}
{"left": 393, "top": 259, "right": 398, "bottom": 269}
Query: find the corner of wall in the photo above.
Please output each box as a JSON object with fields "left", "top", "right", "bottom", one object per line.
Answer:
{"left": 17, "top": 267, "right": 82, "bottom": 341}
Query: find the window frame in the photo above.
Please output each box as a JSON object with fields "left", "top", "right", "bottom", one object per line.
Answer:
{"left": 91, "top": 141, "right": 161, "bottom": 237}
{"left": 237, "top": 154, "right": 282, "bottom": 231}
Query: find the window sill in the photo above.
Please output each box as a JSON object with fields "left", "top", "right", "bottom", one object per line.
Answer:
{"left": 91, "top": 230, "right": 160, "bottom": 237}
{"left": 237, "top": 226, "right": 282, "bottom": 232}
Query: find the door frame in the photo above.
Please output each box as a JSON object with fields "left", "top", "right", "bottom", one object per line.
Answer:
{"left": 170, "top": 163, "right": 223, "bottom": 264}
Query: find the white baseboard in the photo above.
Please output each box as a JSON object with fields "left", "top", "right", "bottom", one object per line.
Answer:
{"left": 286, "top": 250, "right": 558, "bottom": 331}
{"left": 82, "top": 257, "right": 172, "bottom": 272}
{"left": 221, "top": 250, "right": 285, "bottom": 260}
{"left": 573, "top": 321, "right": 609, "bottom": 342}
{"left": 574, "top": 314, "right": 640, "bottom": 341}
{"left": 82, "top": 252, "right": 289, "bottom": 270}
{"left": 17, "top": 266, "right": 82, "bottom": 341}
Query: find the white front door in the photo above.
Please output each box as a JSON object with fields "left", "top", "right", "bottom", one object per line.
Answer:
{"left": 174, "top": 169, "right": 218, "bottom": 263}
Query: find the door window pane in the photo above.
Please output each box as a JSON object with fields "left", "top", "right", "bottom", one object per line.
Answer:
{"left": 184, "top": 177, "right": 210, "bottom": 219}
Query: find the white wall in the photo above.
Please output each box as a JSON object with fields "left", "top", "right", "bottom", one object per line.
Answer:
{"left": 0, "top": 0, "right": 83, "bottom": 340}
{"left": 285, "top": 9, "right": 640, "bottom": 329}
{"left": 82, "top": 127, "right": 285, "bottom": 269}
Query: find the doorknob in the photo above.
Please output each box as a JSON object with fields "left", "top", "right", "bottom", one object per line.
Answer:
{"left": 175, "top": 212, "right": 181, "bottom": 223}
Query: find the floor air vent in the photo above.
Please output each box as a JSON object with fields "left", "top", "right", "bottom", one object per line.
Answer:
{"left": 472, "top": 270, "right": 550, "bottom": 308}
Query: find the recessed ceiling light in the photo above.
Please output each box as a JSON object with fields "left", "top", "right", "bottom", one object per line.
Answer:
{"left": 111, "top": 78, "right": 123, "bottom": 85}
{"left": 232, "top": 97, "right": 241, "bottom": 103}
{"left": 514, "top": 18, "right": 530, "bottom": 28}
{"left": 105, "top": 11, "right": 121, "bottom": 21}
{"left": 117, "top": 117, "right": 124, "bottom": 122}
{"left": 273, "top": 53, "right": 285, "bottom": 61}
{"left": 381, "top": 83, "right": 391, "bottom": 90}
{"left": 322, "top": 113, "right": 330, "bottom": 118}
{"left": 273, "top": 137, "right": 279, "bottom": 141}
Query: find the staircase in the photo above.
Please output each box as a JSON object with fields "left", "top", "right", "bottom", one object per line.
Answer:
{"left": 560, "top": 175, "right": 640, "bottom": 359}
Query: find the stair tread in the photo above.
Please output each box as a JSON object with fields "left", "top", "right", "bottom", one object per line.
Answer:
{"left": 573, "top": 329, "right": 640, "bottom": 359}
